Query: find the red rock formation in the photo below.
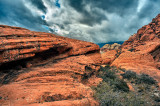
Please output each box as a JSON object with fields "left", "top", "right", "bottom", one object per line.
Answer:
{"left": 0, "top": 25, "right": 102, "bottom": 105}
{"left": 100, "top": 43, "right": 121, "bottom": 64}
{"left": 101, "top": 50, "right": 118, "bottom": 64}
{"left": 109, "top": 14, "right": 160, "bottom": 85}
{"left": 100, "top": 43, "right": 121, "bottom": 53}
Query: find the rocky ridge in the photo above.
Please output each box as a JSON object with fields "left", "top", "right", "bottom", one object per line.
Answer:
{"left": 0, "top": 25, "right": 102, "bottom": 105}
{"left": 102, "top": 14, "right": 160, "bottom": 85}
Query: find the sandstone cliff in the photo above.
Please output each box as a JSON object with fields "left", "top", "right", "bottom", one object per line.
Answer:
{"left": 0, "top": 25, "right": 102, "bottom": 105}
{"left": 102, "top": 14, "right": 160, "bottom": 85}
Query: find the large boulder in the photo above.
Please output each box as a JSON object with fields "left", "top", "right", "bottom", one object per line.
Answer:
{"left": 0, "top": 25, "right": 102, "bottom": 105}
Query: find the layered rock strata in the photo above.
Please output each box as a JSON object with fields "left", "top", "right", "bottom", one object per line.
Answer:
{"left": 0, "top": 25, "right": 102, "bottom": 105}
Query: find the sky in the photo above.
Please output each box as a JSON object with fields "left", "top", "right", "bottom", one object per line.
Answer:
{"left": 0, "top": 0, "right": 160, "bottom": 43}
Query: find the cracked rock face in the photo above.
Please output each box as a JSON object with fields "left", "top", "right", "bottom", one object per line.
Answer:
{"left": 0, "top": 25, "right": 102, "bottom": 105}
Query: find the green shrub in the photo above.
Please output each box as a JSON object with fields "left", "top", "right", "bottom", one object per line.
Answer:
{"left": 98, "top": 66, "right": 129, "bottom": 92}
{"left": 104, "top": 69, "right": 117, "bottom": 80}
{"left": 152, "top": 92, "right": 160, "bottom": 102}
{"left": 92, "top": 66, "right": 159, "bottom": 106}
{"left": 113, "top": 79, "right": 129, "bottom": 92}
{"left": 98, "top": 66, "right": 116, "bottom": 81}
{"left": 121, "top": 71, "right": 137, "bottom": 80}
{"left": 119, "top": 68, "right": 126, "bottom": 72}
{"left": 93, "top": 82, "right": 151, "bottom": 106}
{"left": 136, "top": 74, "right": 157, "bottom": 85}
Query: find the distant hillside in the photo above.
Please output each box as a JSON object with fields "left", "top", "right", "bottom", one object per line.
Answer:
{"left": 97, "top": 41, "right": 124, "bottom": 48}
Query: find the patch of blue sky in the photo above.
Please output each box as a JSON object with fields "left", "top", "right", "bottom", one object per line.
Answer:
{"left": 55, "top": 0, "right": 60, "bottom": 8}
{"left": 42, "top": 25, "right": 50, "bottom": 31}
{"left": 41, "top": 15, "right": 45, "bottom": 20}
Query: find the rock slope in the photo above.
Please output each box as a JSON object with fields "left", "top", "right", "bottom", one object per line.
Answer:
{"left": 102, "top": 14, "right": 160, "bottom": 85}
{"left": 0, "top": 25, "right": 102, "bottom": 105}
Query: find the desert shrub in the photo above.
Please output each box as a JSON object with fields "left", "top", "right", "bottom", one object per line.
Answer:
{"left": 121, "top": 71, "right": 157, "bottom": 85}
{"left": 92, "top": 66, "right": 159, "bottom": 106}
{"left": 137, "top": 84, "right": 151, "bottom": 92}
{"left": 98, "top": 66, "right": 129, "bottom": 92}
{"left": 93, "top": 82, "right": 151, "bottom": 106}
{"left": 136, "top": 74, "right": 157, "bottom": 85}
{"left": 121, "top": 70, "right": 137, "bottom": 80}
{"left": 113, "top": 79, "right": 129, "bottom": 92}
{"left": 119, "top": 68, "right": 126, "bottom": 72}
{"left": 98, "top": 66, "right": 115, "bottom": 80}
{"left": 104, "top": 69, "right": 117, "bottom": 80}
{"left": 152, "top": 92, "right": 160, "bottom": 102}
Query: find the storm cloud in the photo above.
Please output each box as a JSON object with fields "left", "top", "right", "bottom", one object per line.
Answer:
{"left": 0, "top": 0, "right": 160, "bottom": 43}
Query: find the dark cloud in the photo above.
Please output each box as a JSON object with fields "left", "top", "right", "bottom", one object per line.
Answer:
{"left": 79, "top": 10, "right": 107, "bottom": 26}
{"left": 0, "top": 0, "right": 160, "bottom": 43}
{"left": 91, "top": 0, "right": 138, "bottom": 16}
{"left": 0, "top": 0, "right": 47, "bottom": 32}
{"left": 68, "top": 0, "right": 107, "bottom": 26}
{"left": 28, "top": 0, "right": 47, "bottom": 13}
{"left": 138, "top": 0, "right": 160, "bottom": 19}
{"left": 68, "top": 0, "right": 84, "bottom": 12}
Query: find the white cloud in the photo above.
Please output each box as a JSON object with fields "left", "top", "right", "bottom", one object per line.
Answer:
{"left": 137, "top": 0, "right": 147, "bottom": 13}
{"left": 23, "top": 0, "right": 44, "bottom": 16}
{"left": 1, "top": 0, "right": 160, "bottom": 43}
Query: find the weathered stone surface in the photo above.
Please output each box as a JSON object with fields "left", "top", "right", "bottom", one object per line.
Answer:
{"left": 100, "top": 43, "right": 121, "bottom": 53}
{"left": 0, "top": 25, "right": 102, "bottom": 105}
{"left": 101, "top": 50, "right": 118, "bottom": 64}
{"left": 110, "top": 14, "right": 160, "bottom": 85}
{"left": 100, "top": 43, "right": 121, "bottom": 64}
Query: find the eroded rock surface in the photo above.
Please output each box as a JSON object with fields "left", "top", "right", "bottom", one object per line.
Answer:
{"left": 100, "top": 43, "right": 121, "bottom": 64}
{"left": 0, "top": 25, "right": 102, "bottom": 105}
{"left": 100, "top": 43, "right": 121, "bottom": 53}
{"left": 104, "top": 14, "right": 160, "bottom": 85}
